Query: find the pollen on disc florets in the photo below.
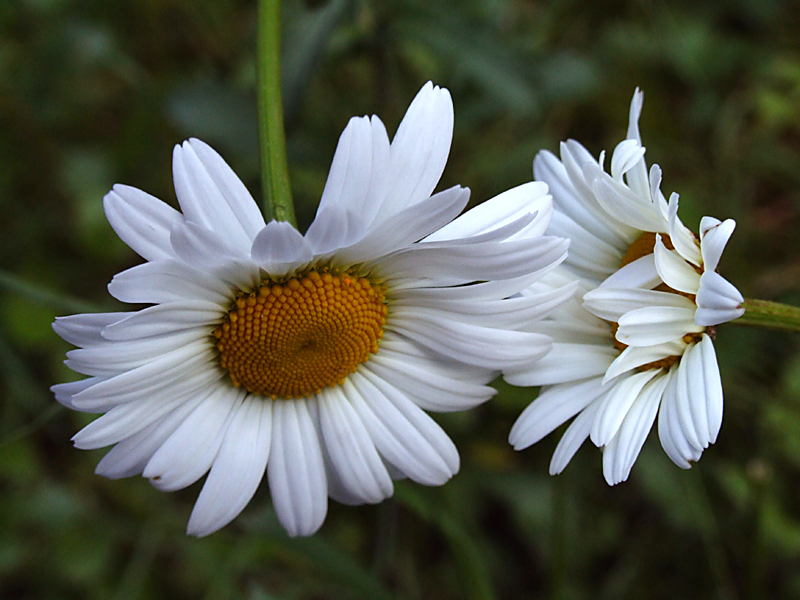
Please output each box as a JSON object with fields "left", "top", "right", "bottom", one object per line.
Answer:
{"left": 213, "top": 270, "right": 388, "bottom": 399}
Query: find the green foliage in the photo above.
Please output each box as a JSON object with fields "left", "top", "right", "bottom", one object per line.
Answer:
{"left": 2, "top": 0, "right": 800, "bottom": 597}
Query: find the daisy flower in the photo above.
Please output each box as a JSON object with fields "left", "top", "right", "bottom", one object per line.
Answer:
{"left": 52, "top": 82, "right": 569, "bottom": 537}
{"left": 506, "top": 89, "right": 745, "bottom": 485}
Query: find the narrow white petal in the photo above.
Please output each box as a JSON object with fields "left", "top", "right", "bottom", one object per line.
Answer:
{"left": 509, "top": 377, "right": 606, "bottom": 450}
{"left": 250, "top": 220, "right": 313, "bottom": 276}
{"left": 315, "top": 114, "right": 388, "bottom": 233}
{"left": 172, "top": 140, "right": 253, "bottom": 252}
{"left": 143, "top": 386, "right": 244, "bottom": 491}
{"left": 103, "top": 185, "right": 182, "bottom": 261}
{"left": 94, "top": 396, "right": 206, "bottom": 479}
{"left": 366, "top": 354, "right": 494, "bottom": 413}
{"left": 591, "top": 370, "right": 659, "bottom": 447}
{"left": 616, "top": 306, "right": 703, "bottom": 347}
{"left": 583, "top": 287, "right": 696, "bottom": 323}
{"left": 347, "top": 372, "right": 458, "bottom": 486}
{"left": 549, "top": 399, "right": 602, "bottom": 475}
{"left": 699, "top": 217, "right": 736, "bottom": 272}
{"left": 373, "top": 82, "right": 453, "bottom": 221}
{"left": 603, "top": 340, "right": 687, "bottom": 382}
{"left": 187, "top": 138, "right": 266, "bottom": 241}
{"left": 187, "top": 396, "right": 272, "bottom": 536}
{"left": 591, "top": 172, "right": 664, "bottom": 232}
{"left": 268, "top": 400, "right": 328, "bottom": 537}
{"left": 695, "top": 271, "right": 744, "bottom": 326}
{"left": 108, "top": 259, "right": 232, "bottom": 306}
{"left": 697, "top": 334, "right": 723, "bottom": 443}
{"left": 667, "top": 193, "right": 702, "bottom": 266}
{"left": 101, "top": 301, "right": 223, "bottom": 341}
{"left": 304, "top": 207, "right": 365, "bottom": 255}
{"left": 379, "top": 236, "right": 569, "bottom": 284}
{"left": 653, "top": 235, "right": 701, "bottom": 294}
{"left": 334, "top": 186, "right": 470, "bottom": 265}
{"left": 610, "top": 139, "right": 646, "bottom": 182}
{"left": 388, "top": 309, "right": 552, "bottom": 369}
{"left": 504, "top": 343, "right": 617, "bottom": 387}
{"left": 602, "top": 373, "right": 668, "bottom": 484}
{"left": 53, "top": 312, "right": 133, "bottom": 347}
{"left": 658, "top": 369, "right": 702, "bottom": 468}
{"left": 72, "top": 381, "right": 214, "bottom": 450}
{"left": 425, "top": 183, "right": 551, "bottom": 242}
{"left": 599, "top": 254, "right": 661, "bottom": 290}
{"left": 65, "top": 330, "right": 207, "bottom": 377}
{"left": 318, "top": 386, "right": 393, "bottom": 504}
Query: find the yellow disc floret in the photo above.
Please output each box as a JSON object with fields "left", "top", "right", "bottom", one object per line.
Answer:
{"left": 214, "top": 271, "right": 388, "bottom": 399}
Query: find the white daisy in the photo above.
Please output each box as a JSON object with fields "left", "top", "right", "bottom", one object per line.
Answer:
{"left": 506, "top": 89, "right": 744, "bottom": 485}
{"left": 52, "top": 82, "right": 569, "bottom": 537}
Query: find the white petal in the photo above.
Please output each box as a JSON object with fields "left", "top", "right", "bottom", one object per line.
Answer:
{"left": 143, "top": 385, "right": 244, "bottom": 491}
{"left": 603, "top": 340, "right": 687, "bottom": 382}
{"left": 549, "top": 399, "right": 602, "bottom": 475}
{"left": 591, "top": 370, "right": 659, "bottom": 447}
{"left": 267, "top": 399, "right": 328, "bottom": 537}
{"left": 653, "top": 235, "right": 701, "bottom": 294}
{"left": 509, "top": 377, "right": 607, "bottom": 450}
{"left": 616, "top": 306, "right": 703, "bottom": 347}
{"left": 187, "top": 396, "right": 272, "bottom": 536}
{"left": 187, "top": 138, "right": 266, "bottom": 241}
{"left": 347, "top": 372, "right": 458, "bottom": 486}
{"left": 425, "top": 182, "right": 552, "bottom": 242}
{"left": 304, "top": 207, "right": 365, "bottom": 255}
{"left": 366, "top": 353, "right": 494, "bottom": 413}
{"left": 667, "top": 193, "right": 702, "bottom": 266}
{"left": 65, "top": 330, "right": 207, "bottom": 377}
{"left": 697, "top": 334, "right": 723, "bottom": 443}
{"left": 372, "top": 82, "right": 453, "bottom": 222}
{"left": 172, "top": 140, "right": 254, "bottom": 252}
{"left": 53, "top": 312, "right": 133, "bottom": 347}
{"left": 250, "top": 220, "right": 313, "bottom": 276}
{"left": 699, "top": 217, "right": 736, "bottom": 272}
{"left": 503, "top": 343, "right": 617, "bottom": 387}
{"left": 101, "top": 301, "right": 223, "bottom": 341}
{"left": 315, "top": 114, "right": 389, "bottom": 233}
{"left": 318, "top": 386, "right": 393, "bottom": 504}
{"left": 599, "top": 254, "right": 661, "bottom": 290}
{"left": 657, "top": 368, "right": 702, "bottom": 468}
{"left": 334, "top": 186, "right": 470, "bottom": 265}
{"left": 695, "top": 271, "right": 744, "bottom": 326}
{"left": 388, "top": 308, "right": 552, "bottom": 369}
{"left": 583, "top": 287, "right": 696, "bottom": 323}
{"left": 591, "top": 171, "right": 663, "bottom": 232}
{"left": 602, "top": 372, "right": 667, "bottom": 484}
{"left": 610, "top": 139, "right": 646, "bottom": 182}
{"left": 72, "top": 381, "right": 215, "bottom": 450}
{"left": 108, "top": 259, "right": 232, "bottom": 306}
{"left": 379, "top": 235, "right": 569, "bottom": 284}
{"left": 94, "top": 396, "right": 206, "bottom": 479}
{"left": 103, "top": 185, "right": 182, "bottom": 261}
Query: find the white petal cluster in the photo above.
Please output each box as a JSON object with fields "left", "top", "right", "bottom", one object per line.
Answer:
{"left": 52, "top": 83, "right": 569, "bottom": 537}
{"left": 507, "top": 89, "right": 744, "bottom": 484}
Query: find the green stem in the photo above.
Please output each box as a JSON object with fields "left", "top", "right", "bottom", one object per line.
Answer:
{"left": 734, "top": 299, "right": 800, "bottom": 332}
{"left": 257, "top": 0, "right": 297, "bottom": 226}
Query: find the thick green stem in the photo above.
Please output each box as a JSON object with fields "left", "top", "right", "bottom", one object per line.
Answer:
{"left": 257, "top": 0, "right": 296, "bottom": 226}
{"left": 734, "top": 299, "right": 800, "bottom": 332}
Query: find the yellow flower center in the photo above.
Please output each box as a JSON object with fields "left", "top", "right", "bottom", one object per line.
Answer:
{"left": 214, "top": 270, "right": 388, "bottom": 399}
{"left": 613, "top": 232, "right": 707, "bottom": 371}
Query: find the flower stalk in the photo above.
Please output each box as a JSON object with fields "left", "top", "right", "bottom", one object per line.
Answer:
{"left": 735, "top": 299, "right": 800, "bottom": 332}
{"left": 257, "top": 0, "right": 296, "bottom": 226}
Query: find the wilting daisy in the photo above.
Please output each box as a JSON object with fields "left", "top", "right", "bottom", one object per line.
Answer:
{"left": 506, "top": 89, "right": 744, "bottom": 484}
{"left": 52, "top": 82, "right": 569, "bottom": 537}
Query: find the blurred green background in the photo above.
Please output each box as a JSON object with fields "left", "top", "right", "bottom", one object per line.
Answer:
{"left": 2, "top": 0, "right": 800, "bottom": 598}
